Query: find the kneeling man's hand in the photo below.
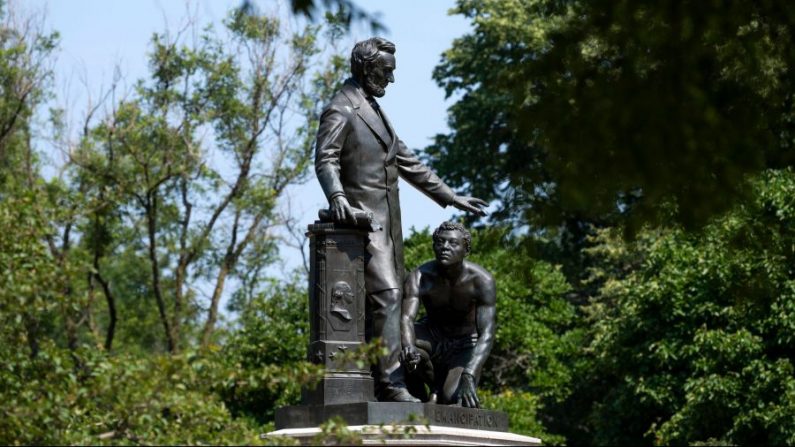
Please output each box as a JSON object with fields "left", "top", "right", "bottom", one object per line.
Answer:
{"left": 400, "top": 345, "right": 421, "bottom": 372}
{"left": 458, "top": 373, "right": 480, "bottom": 408}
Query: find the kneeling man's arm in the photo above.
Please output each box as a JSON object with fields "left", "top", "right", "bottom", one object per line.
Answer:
{"left": 400, "top": 271, "right": 422, "bottom": 361}
{"left": 458, "top": 273, "right": 496, "bottom": 408}
{"left": 465, "top": 274, "right": 497, "bottom": 380}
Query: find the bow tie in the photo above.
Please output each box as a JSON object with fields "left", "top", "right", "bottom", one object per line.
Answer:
{"left": 366, "top": 96, "right": 380, "bottom": 111}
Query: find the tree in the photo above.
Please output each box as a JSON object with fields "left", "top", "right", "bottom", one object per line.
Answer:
{"left": 567, "top": 169, "right": 795, "bottom": 445}
{"left": 0, "top": 3, "right": 339, "bottom": 443}
{"left": 0, "top": 0, "right": 57, "bottom": 191}
{"left": 68, "top": 10, "right": 346, "bottom": 352}
{"left": 221, "top": 275, "right": 314, "bottom": 424}
{"left": 271, "top": 0, "right": 384, "bottom": 32}
{"left": 431, "top": 0, "right": 795, "bottom": 230}
{"left": 0, "top": 0, "right": 73, "bottom": 359}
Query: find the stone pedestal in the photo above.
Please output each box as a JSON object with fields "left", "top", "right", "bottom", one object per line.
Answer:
{"left": 276, "top": 402, "right": 508, "bottom": 431}
{"left": 302, "top": 222, "right": 374, "bottom": 405}
{"left": 266, "top": 425, "right": 542, "bottom": 446}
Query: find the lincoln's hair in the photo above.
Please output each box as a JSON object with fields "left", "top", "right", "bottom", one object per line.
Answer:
{"left": 350, "top": 37, "right": 395, "bottom": 81}
{"left": 432, "top": 221, "right": 472, "bottom": 254}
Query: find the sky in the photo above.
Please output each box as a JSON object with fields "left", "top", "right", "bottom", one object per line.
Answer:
{"left": 24, "top": 0, "right": 480, "bottom": 272}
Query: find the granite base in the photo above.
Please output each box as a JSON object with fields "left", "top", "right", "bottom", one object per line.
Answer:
{"left": 275, "top": 401, "right": 509, "bottom": 432}
{"left": 266, "top": 424, "right": 542, "bottom": 446}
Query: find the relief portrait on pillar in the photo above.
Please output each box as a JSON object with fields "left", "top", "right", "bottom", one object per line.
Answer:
{"left": 330, "top": 280, "right": 354, "bottom": 323}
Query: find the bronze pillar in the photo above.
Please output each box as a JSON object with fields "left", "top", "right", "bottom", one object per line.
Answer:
{"left": 302, "top": 222, "right": 374, "bottom": 405}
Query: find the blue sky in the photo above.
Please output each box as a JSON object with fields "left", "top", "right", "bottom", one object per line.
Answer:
{"left": 27, "top": 0, "right": 480, "bottom": 271}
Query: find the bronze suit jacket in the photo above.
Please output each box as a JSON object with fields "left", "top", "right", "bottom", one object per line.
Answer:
{"left": 315, "top": 79, "right": 456, "bottom": 293}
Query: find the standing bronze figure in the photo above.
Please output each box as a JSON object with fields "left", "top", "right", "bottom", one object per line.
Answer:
{"left": 400, "top": 222, "right": 496, "bottom": 407}
{"left": 315, "top": 37, "right": 487, "bottom": 402}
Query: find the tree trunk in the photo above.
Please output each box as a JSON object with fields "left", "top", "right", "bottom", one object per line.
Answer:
{"left": 146, "top": 193, "right": 176, "bottom": 353}
{"left": 94, "top": 271, "right": 117, "bottom": 351}
{"left": 201, "top": 261, "right": 230, "bottom": 348}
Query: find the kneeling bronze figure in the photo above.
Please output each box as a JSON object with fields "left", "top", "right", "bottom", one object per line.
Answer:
{"left": 400, "top": 221, "right": 496, "bottom": 407}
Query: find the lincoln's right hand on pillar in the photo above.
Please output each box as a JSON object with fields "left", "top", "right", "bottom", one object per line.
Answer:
{"left": 330, "top": 195, "right": 355, "bottom": 225}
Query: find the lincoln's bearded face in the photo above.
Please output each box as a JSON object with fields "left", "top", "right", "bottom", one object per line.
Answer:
{"left": 362, "top": 52, "right": 395, "bottom": 98}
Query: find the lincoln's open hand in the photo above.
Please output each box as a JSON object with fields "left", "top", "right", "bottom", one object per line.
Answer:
{"left": 451, "top": 196, "right": 488, "bottom": 216}
{"left": 458, "top": 373, "right": 480, "bottom": 408}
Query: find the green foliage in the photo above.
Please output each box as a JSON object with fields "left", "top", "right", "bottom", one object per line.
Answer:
{"left": 0, "top": 192, "right": 266, "bottom": 445}
{"left": 65, "top": 6, "right": 347, "bottom": 353}
{"left": 576, "top": 169, "right": 795, "bottom": 445}
{"left": 430, "top": 7, "right": 795, "bottom": 441}
{"left": 432, "top": 0, "right": 795, "bottom": 230}
{"left": 221, "top": 277, "right": 314, "bottom": 424}
{"left": 0, "top": 189, "right": 319, "bottom": 443}
{"left": 480, "top": 390, "right": 563, "bottom": 444}
{"left": 281, "top": 0, "right": 385, "bottom": 33}
{"left": 0, "top": 6, "right": 58, "bottom": 191}
{"left": 0, "top": 342, "right": 319, "bottom": 445}
{"left": 312, "top": 416, "right": 363, "bottom": 445}
{"left": 0, "top": 143, "right": 320, "bottom": 447}
{"left": 0, "top": 3, "right": 341, "bottom": 444}
{"left": 0, "top": 191, "right": 61, "bottom": 352}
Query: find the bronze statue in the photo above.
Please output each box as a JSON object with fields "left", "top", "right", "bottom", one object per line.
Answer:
{"left": 400, "top": 222, "right": 496, "bottom": 408}
{"left": 314, "top": 37, "right": 487, "bottom": 402}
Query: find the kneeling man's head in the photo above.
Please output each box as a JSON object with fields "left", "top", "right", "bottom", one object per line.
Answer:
{"left": 432, "top": 221, "right": 471, "bottom": 266}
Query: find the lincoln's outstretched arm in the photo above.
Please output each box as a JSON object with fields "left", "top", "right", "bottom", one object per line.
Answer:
{"left": 395, "top": 139, "right": 488, "bottom": 215}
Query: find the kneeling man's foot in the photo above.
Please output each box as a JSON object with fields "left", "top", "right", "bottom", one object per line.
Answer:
{"left": 379, "top": 386, "right": 421, "bottom": 403}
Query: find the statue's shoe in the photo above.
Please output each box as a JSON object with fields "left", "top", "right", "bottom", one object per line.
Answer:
{"left": 378, "top": 386, "right": 421, "bottom": 403}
